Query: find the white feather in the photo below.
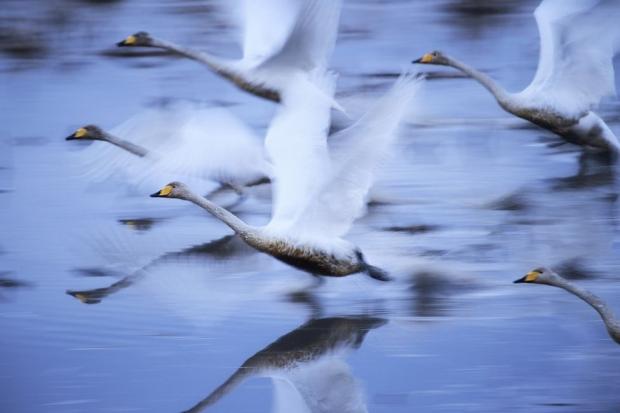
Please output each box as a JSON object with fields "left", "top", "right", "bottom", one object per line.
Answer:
{"left": 520, "top": 0, "right": 620, "bottom": 116}
{"left": 264, "top": 71, "right": 422, "bottom": 245}
{"left": 77, "top": 101, "right": 271, "bottom": 191}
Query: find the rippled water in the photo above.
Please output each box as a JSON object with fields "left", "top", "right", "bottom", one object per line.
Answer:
{"left": 2, "top": 0, "right": 620, "bottom": 412}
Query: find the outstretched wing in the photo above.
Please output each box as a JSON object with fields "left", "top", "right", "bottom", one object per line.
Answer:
{"left": 293, "top": 74, "right": 423, "bottom": 239}
{"left": 524, "top": 0, "right": 620, "bottom": 115}
{"left": 77, "top": 102, "right": 269, "bottom": 190}
{"left": 264, "top": 70, "right": 336, "bottom": 235}
{"left": 234, "top": 0, "right": 341, "bottom": 71}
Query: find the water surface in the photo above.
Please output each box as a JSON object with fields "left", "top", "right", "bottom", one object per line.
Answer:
{"left": 2, "top": 1, "right": 620, "bottom": 412}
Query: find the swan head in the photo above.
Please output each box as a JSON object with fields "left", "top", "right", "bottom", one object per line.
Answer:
{"left": 514, "top": 267, "right": 560, "bottom": 285}
{"left": 117, "top": 31, "right": 154, "bottom": 47}
{"left": 412, "top": 51, "right": 449, "bottom": 66}
{"left": 66, "top": 125, "right": 106, "bottom": 141}
{"left": 150, "top": 181, "right": 191, "bottom": 200}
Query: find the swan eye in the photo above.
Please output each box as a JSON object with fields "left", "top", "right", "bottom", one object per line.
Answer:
{"left": 74, "top": 128, "right": 87, "bottom": 138}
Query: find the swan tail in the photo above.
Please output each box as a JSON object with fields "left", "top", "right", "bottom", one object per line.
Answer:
{"left": 365, "top": 265, "right": 392, "bottom": 282}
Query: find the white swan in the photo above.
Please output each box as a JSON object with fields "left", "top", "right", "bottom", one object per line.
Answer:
{"left": 151, "top": 72, "right": 422, "bottom": 279}
{"left": 514, "top": 267, "right": 620, "bottom": 344}
{"left": 181, "top": 316, "right": 385, "bottom": 413}
{"left": 117, "top": 0, "right": 342, "bottom": 108}
{"left": 66, "top": 103, "right": 271, "bottom": 196}
{"left": 413, "top": 0, "right": 620, "bottom": 153}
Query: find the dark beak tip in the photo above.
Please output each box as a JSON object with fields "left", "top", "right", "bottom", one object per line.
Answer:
{"left": 412, "top": 58, "right": 421, "bottom": 64}
{"left": 65, "top": 135, "right": 76, "bottom": 141}
{"left": 116, "top": 41, "right": 127, "bottom": 47}
{"left": 150, "top": 192, "right": 161, "bottom": 198}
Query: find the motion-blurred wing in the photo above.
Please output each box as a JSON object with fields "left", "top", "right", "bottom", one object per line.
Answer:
{"left": 145, "top": 105, "right": 270, "bottom": 186}
{"left": 525, "top": 0, "right": 620, "bottom": 115}
{"left": 233, "top": 0, "right": 300, "bottom": 66}
{"left": 259, "top": 0, "right": 342, "bottom": 72}
{"left": 234, "top": 0, "right": 341, "bottom": 71}
{"left": 273, "top": 358, "right": 367, "bottom": 413}
{"left": 264, "top": 71, "right": 336, "bottom": 234}
{"left": 78, "top": 102, "right": 269, "bottom": 190}
{"left": 293, "top": 74, "right": 423, "bottom": 239}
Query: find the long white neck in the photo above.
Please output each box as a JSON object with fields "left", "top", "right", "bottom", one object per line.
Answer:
{"left": 554, "top": 277, "right": 620, "bottom": 344}
{"left": 184, "top": 191, "right": 255, "bottom": 236}
{"left": 150, "top": 38, "right": 234, "bottom": 78}
{"left": 102, "top": 131, "right": 149, "bottom": 158}
{"left": 443, "top": 55, "right": 514, "bottom": 110}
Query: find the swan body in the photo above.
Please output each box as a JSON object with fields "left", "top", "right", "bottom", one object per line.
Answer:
{"left": 413, "top": 0, "right": 620, "bottom": 153}
{"left": 515, "top": 267, "right": 620, "bottom": 344}
{"left": 66, "top": 103, "right": 271, "bottom": 193}
{"left": 151, "top": 72, "right": 422, "bottom": 279}
{"left": 182, "top": 316, "right": 385, "bottom": 413}
{"left": 151, "top": 182, "right": 383, "bottom": 278}
{"left": 117, "top": 0, "right": 342, "bottom": 107}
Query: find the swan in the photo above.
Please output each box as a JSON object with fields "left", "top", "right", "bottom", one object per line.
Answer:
{"left": 151, "top": 72, "right": 422, "bottom": 279}
{"left": 66, "top": 103, "right": 271, "bottom": 196}
{"left": 117, "top": 0, "right": 342, "bottom": 107}
{"left": 413, "top": 0, "right": 620, "bottom": 154}
{"left": 182, "top": 316, "right": 386, "bottom": 413}
{"left": 514, "top": 267, "right": 620, "bottom": 344}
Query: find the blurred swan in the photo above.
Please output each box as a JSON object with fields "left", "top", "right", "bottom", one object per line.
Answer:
{"left": 117, "top": 0, "right": 342, "bottom": 107}
{"left": 413, "top": 0, "right": 620, "bottom": 154}
{"left": 66, "top": 103, "right": 271, "bottom": 196}
{"left": 151, "top": 72, "right": 422, "bottom": 280}
{"left": 514, "top": 267, "right": 620, "bottom": 344}
{"left": 182, "top": 316, "right": 386, "bottom": 413}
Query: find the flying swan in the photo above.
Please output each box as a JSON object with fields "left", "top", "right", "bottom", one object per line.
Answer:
{"left": 117, "top": 0, "right": 342, "bottom": 108}
{"left": 66, "top": 103, "right": 271, "bottom": 197}
{"left": 151, "top": 71, "right": 422, "bottom": 280}
{"left": 515, "top": 267, "right": 620, "bottom": 344}
{"left": 413, "top": 0, "right": 620, "bottom": 154}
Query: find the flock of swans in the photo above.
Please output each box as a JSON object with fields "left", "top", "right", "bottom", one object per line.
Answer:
{"left": 66, "top": 0, "right": 620, "bottom": 348}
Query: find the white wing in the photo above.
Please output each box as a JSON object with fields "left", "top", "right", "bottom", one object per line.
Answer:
{"left": 273, "top": 358, "right": 368, "bottom": 413}
{"left": 524, "top": 0, "right": 620, "bottom": 115}
{"left": 264, "top": 71, "right": 336, "bottom": 235}
{"left": 77, "top": 102, "right": 270, "bottom": 189}
{"left": 234, "top": 0, "right": 341, "bottom": 71}
{"left": 291, "top": 74, "right": 423, "bottom": 239}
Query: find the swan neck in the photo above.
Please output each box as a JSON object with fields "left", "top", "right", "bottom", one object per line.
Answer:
{"left": 151, "top": 38, "right": 231, "bottom": 74}
{"left": 185, "top": 192, "right": 253, "bottom": 236}
{"left": 555, "top": 278, "right": 620, "bottom": 341}
{"left": 102, "top": 132, "right": 149, "bottom": 157}
{"left": 444, "top": 56, "right": 511, "bottom": 106}
{"left": 182, "top": 367, "right": 253, "bottom": 413}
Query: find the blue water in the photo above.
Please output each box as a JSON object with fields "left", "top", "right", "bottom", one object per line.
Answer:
{"left": 1, "top": 0, "right": 620, "bottom": 412}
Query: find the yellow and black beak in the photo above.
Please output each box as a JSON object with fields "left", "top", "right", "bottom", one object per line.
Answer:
{"left": 514, "top": 271, "right": 540, "bottom": 284}
{"left": 117, "top": 35, "right": 137, "bottom": 47}
{"left": 150, "top": 185, "right": 173, "bottom": 198}
{"left": 412, "top": 53, "right": 433, "bottom": 64}
{"left": 66, "top": 127, "right": 87, "bottom": 141}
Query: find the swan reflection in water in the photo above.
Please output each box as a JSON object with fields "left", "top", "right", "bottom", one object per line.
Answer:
{"left": 66, "top": 234, "right": 249, "bottom": 304}
{"left": 183, "top": 315, "right": 386, "bottom": 413}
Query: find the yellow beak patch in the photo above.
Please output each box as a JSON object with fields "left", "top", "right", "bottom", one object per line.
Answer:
{"left": 124, "top": 35, "right": 137, "bottom": 45}
{"left": 420, "top": 53, "right": 434, "bottom": 63}
{"left": 525, "top": 271, "right": 540, "bottom": 282}
{"left": 74, "top": 128, "right": 87, "bottom": 138}
{"left": 158, "top": 185, "right": 173, "bottom": 197}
